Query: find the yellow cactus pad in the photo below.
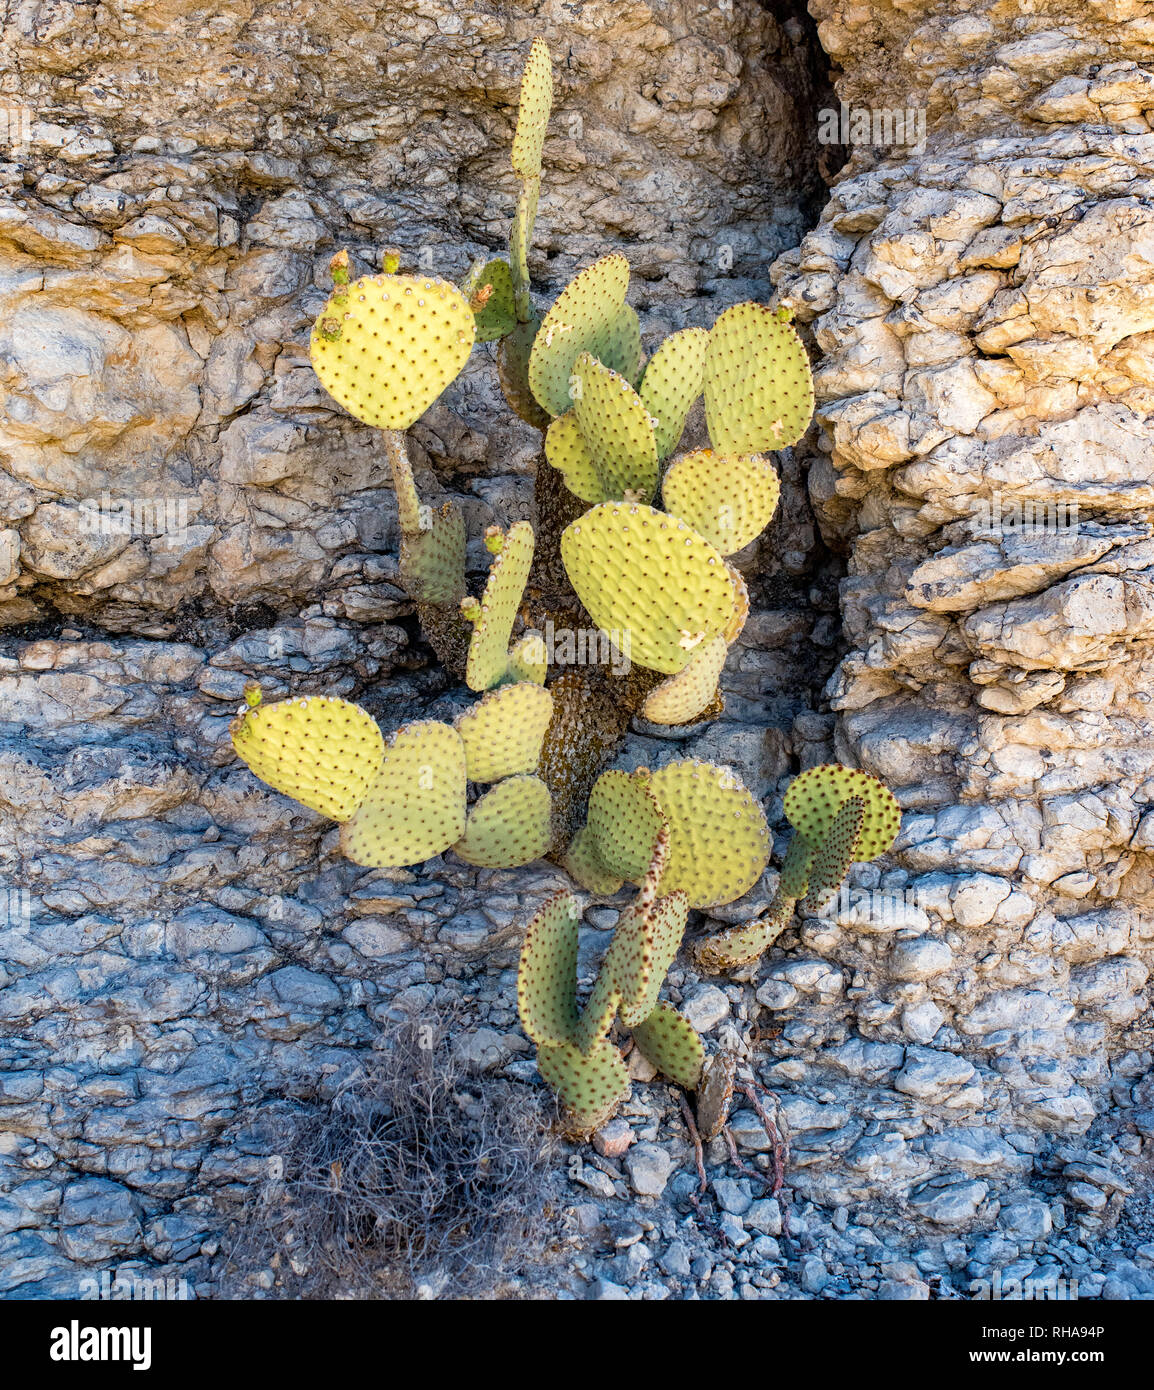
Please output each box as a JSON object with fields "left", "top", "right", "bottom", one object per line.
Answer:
{"left": 572, "top": 352, "right": 659, "bottom": 502}
{"left": 340, "top": 721, "right": 467, "bottom": 867}
{"left": 724, "top": 563, "right": 750, "bottom": 644}
{"left": 630, "top": 1000, "right": 703, "bottom": 1090}
{"left": 498, "top": 317, "right": 550, "bottom": 429}
{"left": 661, "top": 449, "right": 781, "bottom": 556}
{"left": 641, "top": 634, "right": 728, "bottom": 726}
{"left": 560, "top": 503, "right": 738, "bottom": 675}
{"left": 561, "top": 824, "right": 625, "bottom": 895}
{"left": 453, "top": 774, "right": 552, "bottom": 867}
{"left": 528, "top": 253, "right": 631, "bottom": 417}
{"left": 545, "top": 411, "right": 603, "bottom": 504}
{"left": 310, "top": 272, "right": 476, "bottom": 430}
{"left": 517, "top": 891, "right": 580, "bottom": 1046}
{"left": 623, "top": 890, "right": 689, "bottom": 1026}
{"left": 230, "top": 694, "right": 384, "bottom": 822}
{"left": 704, "top": 302, "right": 814, "bottom": 454}
{"left": 586, "top": 769, "right": 667, "bottom": 881}
{"left": 511, "top": 37, "right": 553, "bottom": 180}
{"left": 465, "top": 520, "right": 535, "bottom": 692}
{"left": 639, "top": 327, "right": 709, "bottom": 460}
{"left": 454, "top": 682, "right": 554, "bottom": 783}
{"left": 537, "top": 1038, "right": 629, "bottom": 1136}
{"left": 783, "top": 763, "right": 901, "bottom": 861}
{"left": 646, "top": 760, "right": 770, "bottom": 908}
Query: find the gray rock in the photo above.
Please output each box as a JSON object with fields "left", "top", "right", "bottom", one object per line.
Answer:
{"left": 624, "top": 1145, "right": 673, "bottom": 1199}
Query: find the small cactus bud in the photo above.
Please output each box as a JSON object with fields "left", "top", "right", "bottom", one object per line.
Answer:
{"left": 382, "top": 247, "right": 401, "bottom": 274}
{"left": 460, "top": 596, "right": 482, "bottom": 623}
{"left": 483, "top": 525, "right": 505, "bottom": 555}
{"left": 469, "top": 282, "right": 495, "bottom": 312}
{"left": 243, "top": 680, "right": 262, "bottom": 709}
{"left": 319, "top": 317, "right": 341, "bottom": 341}
{"left": 329, "top": 249, "right": 350, "bottom": 286}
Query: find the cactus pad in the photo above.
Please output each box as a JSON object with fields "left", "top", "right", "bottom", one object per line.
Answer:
{"left": 778, "top": 831, "right": 815, "bottom": 900}
{"left": 310, "top": 273, "right": 476, "bottom": 430}
{"left": 498, "top": 318, "right": 551, "bottom": 429}
{"left": 537, "top": 1039, "right": 629, "bottom": 1136}
{"left": 704, "top": 302, "right": 814, "bottom": 454}
{"left": 585, "top": 769, "right": 668, "bottom": 882}
{"left": 694, "top": 898, "right": 793, "bottom": 973}
{"left": 230, "top": 693, "right": 383, "bottom": 822}
{"left": 399, "top": 502, "right": 466, "bottom": 605}
{"left": 561, "top": 825, "right": 625, "bottom": 895}
{"left": 511, "top": 37, "right": 553, "bottom": 180}
{"left": 517, "top": 891, "right": 580, "bottom": 1046}
{"left": 804, "top": 795, "right": 865, "bottom": 913}
{"left": 574, "top": 904, "right": 654, "bottom": 1053}
{"left": 465, "top": 521, "right": 535, "bottom": 691}
{"left": 545, "top": 412, "right": 604, "bottom": 504}
{"left": 453, "top": 774, "right": 552, "bottom": 867}
{"left": 340, "top": 721, "right": 467, "bottom": 867}
{"left": 783, "top": 763, "right": 900, "bottom": 861}
{"left": 641, "top": 634, "right": 728, "bottom": 726}
{"left": 724, "top": 563, "right": 750, "bottom": 644}
{"left": 639, "top": 327, "right": 709, "bottom": 460}
{"left": 661, "top": 449, "right": 781, "bottom": 556}
{"left": 646, "top": 760, "right": 770, "bottom": 908}
{"left": 454, "top": 682, "right": 553, "bottom": 782}
{"left": 506, "top": 630, "right": 549, "bottom": 685}
{"left": 572, "top": 352, "right": 659, "bottom": 502}
{"left": 624, "top": 890, "right": 689, "bottom": 1025}
{"left": 463, "top": 258, "right": 517, "bottom": 342}
{"left": 630, "top": 1001, "right": 704, "bottom": 1090}
{"left": 602, "top": 304, "right": 643, "bottom": 387}
{"left": 560, "top": 503, "right": 738, "bottom": 675}
{"left": 527, "top": 253, "right": 631, "bottom": 417}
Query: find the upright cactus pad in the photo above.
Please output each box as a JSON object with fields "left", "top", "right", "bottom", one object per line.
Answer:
{"left": 630, "top": 1000, "right": 703, "bottom": 1091}
{"left": 230, "top": 691, "right": 383, "bottom": 822}
{"left": 310, "top": 272, "right": 476, "bottom": 430}
{"left": 646, "top": 760, "right": 770, "bottom": 908}
{"left": 641, "top": 634, "right": 728, "bottom": 726}
{"left": 498, "top": 318, "right": 551, "bottom": 429}
{"left": 703, "top": 302, "right": 814, "bottom": 455}
{"left": 517, "top": 891, "right": 580, "bottom": 1045}
{"left": 506, "top": 630, "right": 549, "bottom": 685}
{"left": 545, "top": 412, "right": 603, "bottom": 504}
{"left": 804, "top": 795, "right": 865, "bottom": 912}
{"left": 562, "top": 824, "right": 625, "bottom": 895}
{"left": 783, "top": 763, "right": 901, "bottom": 861}
{"left": 453, "top": 774, "right": 553, "bottom": 867}
{"left": 585, "top": 769, "right": 667, "bottom": 882}
{"left": 572, "top": 352, "right": 659, "bottom": 502}
{"left": 574, "top": 899, "right": 655, "bottom": 1053}
{"left": 465, "top": 521, "right": 535, "bottom": 691}
{"left": 463, "top": 258, "right": 517, "bottom": 342}
{"left": 639, "top": 327, "right": 709, "bottom": 461}
{"left": 623, "top": 889, "right": 689, "bottom": 1025}
{"left": 560, "top": 503, "right": 738, "bottom": 675}
{"left": 527, "top": 253, "right": 631, "bottom": 417}
{"left": 602, "top": 304, "right": 643, "bottom": 387}
{"left": 399, "top": 502, "right": 466, "bottom": 605}
{"left": 661, "top": 449, "right": 781, "bottom": 557}
{"left": 454, "top": 682, "right": 553, "bottom": 782}
{"left": 537, "top": 1039, "right": 630, "bottom": 1138}
{"left": 778, "top": 830, "right": 815, "bottom": 900}
{"left": 340, "top": 721, "right": 467, "bottom": 867}
{"left": 511, "top": 36, "right": 553, "bottom": 180}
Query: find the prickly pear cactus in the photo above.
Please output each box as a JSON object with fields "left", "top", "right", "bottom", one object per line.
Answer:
{"left": 661, "top": 449, "right": 781, "bottom": 557}
{"left": 454, "top": 682, "right": 554, "bottom": 782}
{"left": 782, "top": 763, "right": 901, "bottom": 861}
{"left": 453, "top": 774, "right": 553, "bottom": 867}
{"left": 639, "top": 327, "right": 709, "bottom": 461}
{"left": 703, "top": 302, "right": 814, "bottom": 455}
{"left": 463, "top": 522, "right": 535, "bottom": 691}
{"left": 528, "top": 253, "right": 632, "bottom": 417}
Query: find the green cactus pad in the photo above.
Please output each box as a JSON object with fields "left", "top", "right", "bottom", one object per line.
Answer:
{"left": 586, "top": 769, "right": 668, "bottom": 882}
{"left": 537, "top": 1038, "right": 629, "bottom": 1136}
{"left": 645, "top": 760, "right": 770, "bottom": 908}
{"left": 453, "top": 774, "right": 552, "bottom": 867}
{"left": 310, "top": 272, "right": 476, "bottom": 430}
{"left": 454, "top": 682, "right": 553, "bottom": 782}
{"left": 517, "top": 891, "right": 580, "bottom": 1046}
{"left": 783, "top": 763, "right": 900, "bottom": 861}
{"left": 641, "top": 634, "right": 728, "bottom": 726}
{"left": 527, "top": 253, "right": 631, "bottom": 417}
{"left": 661, "top": 449, "right": 781, "bottom": 556}
{"left": 639, "top": 327, "right": 709, "bottom": 460}
{"left": 511, "top": 37, "right": 553, "bottom": 180}
{"left": 561, "top": 825, "right": 625, "bottom": 895}
{"left": 340, "top": 720, "right": 467, "bottom": 867}
{"left": 694, "top": 900, "right": 793, "bottom": 973}
{"left": 465, "top": 520, "right": 535, "bottom": 692}
{"left": 463, "top": 258, "right": 517, "bottom": 342}
{"left": 545, "top": 412, "right": 604, "bottom": 504}
{"left": 624, "top": 890, "right": 689, "bottom": 1025}
{"left": 574, "top": 909, "right": 652, "bottom": 1054}
{"left": 602, "top": 304, "right": 643, "bottom": 387}
{"left": 703, "top": 302, "right": 814, "bottom": 454}
{"left": 399, "top": 502, "right": 466, "bottom": 605}
{"left": 630, "top": 1001, "right": 704, "bottom": 1091}
{"left": 230, "top": 693, "right": 383, "bottom": 822}
{"left": 498, "top": 317, "right": 551, "bottom": 429}
{"left": 560, "top": 503, "right": 738, "bottom": 676}
{"left": 572, "top": 352, "right": 659, "bottom": 502}
{"left": 506, "top": 631, "right": 548, "bottom": 685}
{"left": 804, "top": 795, "right": 865, "bottom": 913}
{"left": 778, "top": 831, "right": 815, "bottom": 900}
